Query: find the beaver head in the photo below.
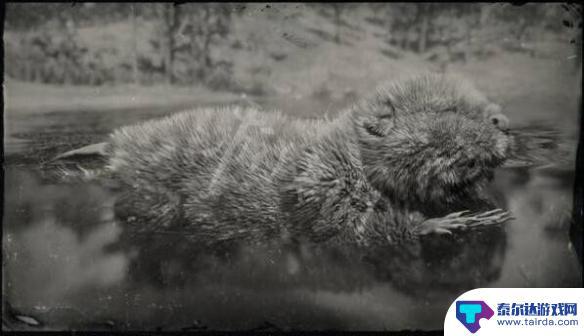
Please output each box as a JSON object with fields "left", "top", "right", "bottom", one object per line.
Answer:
{"left": 353, "top": 74, "right": 512, "bottom": 215}
{"left": 367, "top": 73, "right": 510, "bottom": 131}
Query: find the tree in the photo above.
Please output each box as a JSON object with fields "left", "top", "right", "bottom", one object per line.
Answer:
{"left": 130, "top": 3, "right": 139, "bottom": 84}
{"left": 158, "top": 3, "right": 178, "bottom": 84}
{"left": 185, "top": 4, "right": 232, "bottom": 82}
{"left": 417, "top": 4, "right": 430, "bottom": 53}
{"left": 383, "top": 4, "right": 418, "bottom": 50}
{"left": 331, "top": 4, "right": 343, "bottom": 43}
{"left": 312, "top": 3, "right": 352, "bottom": 44}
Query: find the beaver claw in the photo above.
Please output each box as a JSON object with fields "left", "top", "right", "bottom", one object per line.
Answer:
{"left": 418, "top": 209, "right": 513, "bottom": 235}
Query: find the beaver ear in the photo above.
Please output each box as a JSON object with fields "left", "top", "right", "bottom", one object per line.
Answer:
{"left": 362, "top": 96, "right": 397, "bottom": 137}
{"left": 363, "top": 113, "right": 395, "bottom": 137}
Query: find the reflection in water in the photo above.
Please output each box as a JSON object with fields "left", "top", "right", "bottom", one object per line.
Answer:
{"left": 367, "top": 227, "right": 506, "bottom": 299}
{"left": 3, "top": 169, "right": 128, "bottom": 306}
{"left": 489, "top": 168, "right": 581, "bottom": 288}
{"left": 3, "top": 165, "right": 580, "bottom": 331}
{"left": 2, "top": 107, "right": 581, "bottom": 331}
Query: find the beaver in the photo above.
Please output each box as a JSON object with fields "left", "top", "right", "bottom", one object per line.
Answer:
{"left": 50, "top": 73, "right": 506, "bottom": 251}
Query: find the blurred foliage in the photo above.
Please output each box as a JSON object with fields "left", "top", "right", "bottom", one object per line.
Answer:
{"left": 368, "top": 3, "right": 581, "bottom": 68}
{"left": 4, "top": 3, "right": 582, "bottom": 90}
{"left": 5, "top": 3, "right": 235, "bottom": 87}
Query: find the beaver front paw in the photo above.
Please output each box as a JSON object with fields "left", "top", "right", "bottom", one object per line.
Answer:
{"left": 418, "top": 209, "right": 513, "bottom": 235}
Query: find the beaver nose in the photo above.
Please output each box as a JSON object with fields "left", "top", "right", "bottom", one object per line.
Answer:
{"left": 489, "top": 113, "right": 510, "bottom": 131}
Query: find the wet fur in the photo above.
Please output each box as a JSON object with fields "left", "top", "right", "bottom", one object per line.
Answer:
{"left": 99, "top": 74, "right": 512, "bottom": 247}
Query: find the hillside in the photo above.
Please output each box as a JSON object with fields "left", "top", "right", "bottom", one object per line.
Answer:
{"left": 4, "top": 3, "right": 581, "bottom": 132}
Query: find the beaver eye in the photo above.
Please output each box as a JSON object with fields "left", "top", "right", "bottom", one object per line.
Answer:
{"left": 439, "top": 107, "right": 458, "bottom": 114}
{"left": 467, "top": 161, "right": 476, "bottom": 169}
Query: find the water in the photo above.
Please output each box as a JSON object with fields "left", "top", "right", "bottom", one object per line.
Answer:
{"left": 2, "top": 105, "right": 581, "bottom": 331}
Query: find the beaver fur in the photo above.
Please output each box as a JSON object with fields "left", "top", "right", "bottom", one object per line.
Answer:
{"left": 98, "top": 73, "right": 512, "bottom": 249}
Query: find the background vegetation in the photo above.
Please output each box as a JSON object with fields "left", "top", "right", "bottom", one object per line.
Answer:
{"left": 3, "top": 3, "right": 582, "bottom": 128}
{"left": 5, "top": 3, "right": 581, "bottom": 87}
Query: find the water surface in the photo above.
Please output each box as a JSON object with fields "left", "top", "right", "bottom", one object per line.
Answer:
{"left": 3, "top": 104, "right": 581, "bottom": 331}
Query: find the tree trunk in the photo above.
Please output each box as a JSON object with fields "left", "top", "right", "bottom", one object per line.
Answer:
{"left": 386, "top": 7, "right": 392, "bottom": 44}
{"left": 160, "top": 3, "right": 175, "bottom": 84}
{"left": 417, "top": 4, "right": 429, "bottom": 53}
{"left": 190, "top": 8, "right": 200, "bottom": 80}
{"left": 441, "top": 10, "right": 453, "bottom": 73}
{"left": 479, "top": 3, "right": 491, "bottom": 28}
{"left": 333, "top": 5, "right": 341, "bottom": 44}
{"left": 202, "top": 6, "right": 213, "bottom": 70}
{"left": 130, "top": 3, "right": 139, "bottom": 85}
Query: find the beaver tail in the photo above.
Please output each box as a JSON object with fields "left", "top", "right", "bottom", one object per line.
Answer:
{"left": 41, "top": 142, "right": 119, "bottom": 189}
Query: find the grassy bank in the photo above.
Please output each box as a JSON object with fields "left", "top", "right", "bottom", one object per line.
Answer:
{"left": 3, "top": 79, "right": 242, "bottom": 115}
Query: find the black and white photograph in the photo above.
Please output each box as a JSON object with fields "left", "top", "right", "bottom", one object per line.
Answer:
{"left": 2, "top": 2, "right": 583, "bottom": 332}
